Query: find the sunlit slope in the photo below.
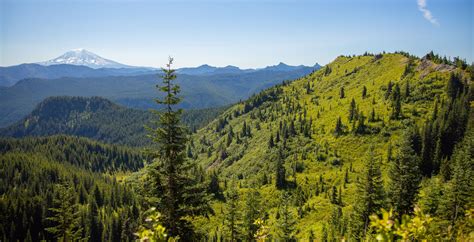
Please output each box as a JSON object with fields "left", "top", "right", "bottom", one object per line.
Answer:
{"left": 189, "top": 53, "right": 466, "bottom": 238}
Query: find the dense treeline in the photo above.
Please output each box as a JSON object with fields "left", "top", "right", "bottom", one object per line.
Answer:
{"left": 0, "top": 96, "right": 226, "bottom": 147}
{"left": 0, "top": 150, "right": 141, "bottom": 241}
{"left": 0, "top": 135, "right": 145, "bottom": 172}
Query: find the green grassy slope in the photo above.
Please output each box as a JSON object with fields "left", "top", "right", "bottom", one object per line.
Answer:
{"left": 188, "top": 53, "right": 470, "bottom": 238}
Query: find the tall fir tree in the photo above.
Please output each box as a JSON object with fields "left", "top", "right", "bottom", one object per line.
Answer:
{"left": 439, "top": 129, "right": 473, "bottom": 230}
{"left": 45, "top": 183, "right": 82, "bottom": 242}
{"left": 388, "top": 130, "right": 421, "bottom": 218}
{"left": 224, "top": 179, "right": 241, "bottom": 242}
{"left": 334, "top": 117, "right": 343, "bottom": 136}
{"left": 349, "top": 98, "right": 357, "bottom": 122}
{"left": 390, "top": 84, "right": 402, "bottom": 119}
{"left": 328, "top": 206, "right": 344, "bottom": 241}
{"left": 88, "top": 198, "right": 102, "bottom": 242}
{"left": 146, "top": 57, "right": 212, "bottom": 238}
{"left": 275, "top": 148, "right": 286, "bottom": 189}
{"left": 420, "top": 119, "right": 435, "bottom": 176}
{"left": 350, "top": 147, "right": 384, "bottom": 240}
{"left": 243, "top": 188, "right": 261, "bottom": 241}
{"left": 276, "top": 192, "right": 296, "bottom": 241}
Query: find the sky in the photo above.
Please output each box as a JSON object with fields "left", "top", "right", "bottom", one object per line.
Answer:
{"left": 0, "top": 0, "right": 472, "bottom": 68}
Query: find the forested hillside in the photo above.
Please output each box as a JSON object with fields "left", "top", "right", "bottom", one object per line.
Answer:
{"left": 183, "top": 52, "right": 473, "bottom": 240}
{"left": 0, "top": 96, "right": 226, "bottom": 146}
{"left": 0, "top": 135, "right": 147, "bottom": 241}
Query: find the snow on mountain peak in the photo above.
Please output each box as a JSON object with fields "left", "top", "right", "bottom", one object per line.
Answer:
{"left": 38, "top": 49, "right": 132, "bottom": 69}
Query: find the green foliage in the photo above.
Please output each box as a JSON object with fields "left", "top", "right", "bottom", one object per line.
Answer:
{"left": 254, "top": 218, "right": 270, "bottom": 241}
{"left": 276, "top": 192, "right": 296, "bottom": 241}
{"left": 224, "top": 179, "right": 241, "bottom": 241}
{"left": 438, "top": 120, "right": 473, "bottom": 228}
{"left": 0, "top": 148, "right": 140, "bottom": 241}
{"left": 136, "top": 208, "right": 178, "bottom": 242}
{"left": 144, "top": 58, "right": 212, "bottom": 238}
{"left": 243, "top": 188, "right": 262, "bottom": 241}
{"left": 0, "top": 135, "right": 145, "bottom": 172}
{"left": 388, "top": 130, "right": 422, "bottom": 218}
{"left": 45, "top": 183, "right": 83, "bottom": 241}
{"left": 351, "top": 147, "right": 385, "bottom": 239}
{"left": 369, "top": 207, "right": 437, "bottom": 241}
{"left": 390, "top": 84, "right": 402, "bottom": 119}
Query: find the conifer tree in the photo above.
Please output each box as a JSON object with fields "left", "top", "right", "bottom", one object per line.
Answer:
{"left": 321, "top": 224, "right": 328, "bottom": 242}
{"left": 349, "top": 98, "right": 357, "bottom": 121}
{"left": 344, "top": 168, "right": 349, "bottom": 187}
{"left": 268, "top": 133, "right": 275, "bottom": 148}
{"left": 350, "top": 148, "right": 384, "bottom": 239}
{"left": 388, "top": 131, "right": 421, "bottom": 219}
{"left": 390, "top": 84, "right": 402, "bottom": 119}
{"left": 334, "top": 117, "right": 343, "bottom": 136}
{"left": 88, "top": 198, "right": 102, "bottom": 242}
{"left": 224, "top": 179, "right": 241, "bottom": 242}
{"left": 208, "top": 171, "right": 221, "bottom": 199}
{"left": 439, "top": 131, "right": 473, "bottom": 228}
{"left": 369, "top": 108, "right": 376, "bottom": 122}
{"left": 275, "top": 149, "right": 286, "bottom": 189}
{"left": 404, "top": 80, "right": 410, "bottom": 99}
{"left": 46, "top": 183, "right": 82, "bottom": 242}
{"left": 328, "top": 206, "right": 344, "bottom": 241}
{"left": 386, "top": 142, "right": 393, "bottom": 162}
{"left": 146, "top": 57, "right": 212, "bottom": 238}
{"left": 276, "top": 192, "right": 296, "bottom": 241}
{"left": 355, "top": 112, "right": 366, "bottom": 134}
{"left": 407, "top": 124, "right": 422, "bottom": 155}
{"left": 340, "top": 86, "right": 345, "bottom": 99}
{"left": 420, "top": 120, "right": 435, "bottom": 176}
{"left": 385, "top": 81, "right": 393, "bottom": 100}
{"left": 446, "top": 73, "right": 463, "bottom": 99}
{"left": 362, "top": 86, "right": 367, "bottom": 99}
{"left": 331, "top": 186, "right": 338, "bottom": 205}
{"left": 243, "top": 188, "right": 261, "bottom": 241}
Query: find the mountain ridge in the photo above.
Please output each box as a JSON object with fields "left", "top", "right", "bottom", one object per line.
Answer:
{"left": 0, "top": 96, "right": 226, "bottom": 146}
{"left": 184, "top": 52, "right": 472, "bottom": 238}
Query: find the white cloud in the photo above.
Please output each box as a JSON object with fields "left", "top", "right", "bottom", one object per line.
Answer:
{"left": 417, "top": 0, "right": 439, "bottom": 25}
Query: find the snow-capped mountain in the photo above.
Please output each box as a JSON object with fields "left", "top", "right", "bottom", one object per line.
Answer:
{"left": 38, "top": 49, "right": 133, "bottom": 69}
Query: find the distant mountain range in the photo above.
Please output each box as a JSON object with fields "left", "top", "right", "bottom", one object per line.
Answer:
{"left": 0, "top": 49, "right": 321, "bottom": 127}
{"left": 0, "top": 63, "right": 156, "bottom": 87}
{"left": 0, "top": 66, "right": 319, "bottom": 128}
{"left": 0, "top": 49, "right": 320, "bottom": 87}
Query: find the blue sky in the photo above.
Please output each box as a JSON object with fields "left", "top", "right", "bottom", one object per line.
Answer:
{"left": 0, "top": 0, "right": 472, "bottom": 68}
